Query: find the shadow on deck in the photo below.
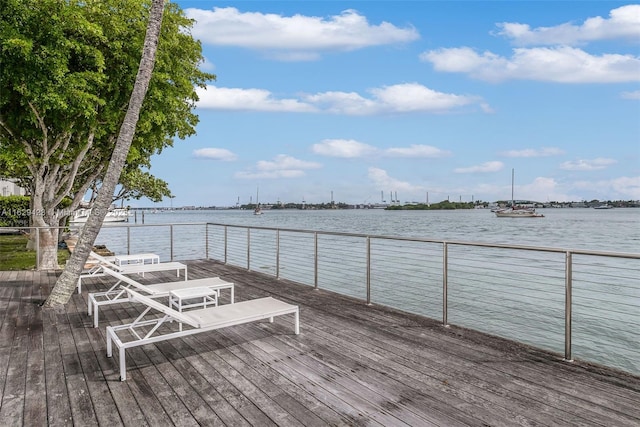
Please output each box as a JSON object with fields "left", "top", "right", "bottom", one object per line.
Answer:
{"left": 1, "top": 259, "right": 639, "bottom": 426}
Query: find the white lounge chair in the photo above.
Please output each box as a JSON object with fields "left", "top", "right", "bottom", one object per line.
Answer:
{"left": 106, "top": 288, "right": 300, "bottom": 380}
{"left": 78, "top": 251, "right": 187, "bottom": 293}
{"left": 81, "top": 250, "right": 159, "bottom": 274}
{"left": 88, "top": 267, "right": 235, "bottom": 328}
{"left": 111, "top": 253, "right": 160, "bottom": 266}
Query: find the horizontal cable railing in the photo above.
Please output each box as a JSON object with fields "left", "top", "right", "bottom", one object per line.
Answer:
{"left": 1, "top": 223, "right": 638, "bottom": 375}
{"left": 203, "top": 222, "right": 640, "bottom": 375}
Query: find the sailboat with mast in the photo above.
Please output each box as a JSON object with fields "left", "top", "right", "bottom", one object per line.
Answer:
{"left": 495, "top": 169, "right": 544, "bottom": 218}
{"left": 254, "top": 186, "right": 263, "bottom": 215}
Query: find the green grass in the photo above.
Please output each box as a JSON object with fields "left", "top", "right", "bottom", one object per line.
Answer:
{"left": 0, "top": 233, "right": 70, "bottom": 270}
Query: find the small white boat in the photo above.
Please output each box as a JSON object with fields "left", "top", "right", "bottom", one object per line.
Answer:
{"left": 496, "top": 169, "right": 544, "bottom": 218}
{"left": 70, "top": 207, "right": 131, "bottom": 223}
{"left": 593, "top": 204, "right": 613, "bottom": 209}
{"left": 495, "top": 207, "right": 544, "bottom": 218}
{"left": 253, "top": 186, "right": 263, "bottom": 215}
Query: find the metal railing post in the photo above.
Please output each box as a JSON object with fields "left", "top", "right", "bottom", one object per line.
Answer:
{"left": 170, "top": 225, "right": 174, "bottom": 261}
{"left": 314, "top": 232, "right": 318, "bottom": 289}
{"left": 205, "top": 224, "right": 209, "bottom": 259}
{"left": 443, "top": 242, "right": 449, "bottom": 327}
{"left": 247, "top": 228, "right": 251, "bottom": 270}
{"left": 224, "top": 226, "right": 228, "bottom": 264}
{"left": 276, "top": 229, "right": 280, "bottom": 279}
{"left": 127, "top": 226, "right": 131, "bottom": 255}
{"left": 35, "top": 227, "right": 40, "bottom": 270}
{"left": 366, "top": 237, "right": 371, "bottom": 305}
{"left": 565, "top": 251, "right": 573, "bottom": 362}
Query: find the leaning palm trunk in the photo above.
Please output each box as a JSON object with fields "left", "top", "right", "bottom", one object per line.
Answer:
{"left": 44, "top": 0, "right": 166, "bottom": 307}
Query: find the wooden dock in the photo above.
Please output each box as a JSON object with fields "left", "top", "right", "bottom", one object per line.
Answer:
{"left": 1, "top": 259, "right": 639, "bottom": 426}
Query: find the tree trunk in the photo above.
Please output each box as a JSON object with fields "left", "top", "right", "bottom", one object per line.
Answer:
{"left": 44, "top": 0, "right": 166, "bottom": 307}
{"left": 28, "top": 180, "right": 61, "bottom": 269}
{"left": 37, "top": 227, "right": 60, "bottom": 270}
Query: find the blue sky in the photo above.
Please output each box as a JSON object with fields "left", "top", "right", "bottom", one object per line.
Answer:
{"left": 140, "top": 1, "right": 640, "bottom": 207}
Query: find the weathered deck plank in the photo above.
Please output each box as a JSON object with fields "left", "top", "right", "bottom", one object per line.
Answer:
{"left": 111, "top": 297, "right": 202, "bottom": 426}
{"left": 23, "top": 271, "right": 47, "bottom": 427}
{"left": 42, "top": 306, "right": 74, "bottom": 426}
{"left": 66, "top": 287, "right": 150, "bottom": 426}
{"left": 0, "top": 260, "right": 639, "bottom": 427}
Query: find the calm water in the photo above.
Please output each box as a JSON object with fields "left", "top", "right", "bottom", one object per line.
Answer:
{"left": 128, "top": 207, "right": 640, "bottom": 253}
{"left": 97, "top": 207, "right": 640, "bottom": 374}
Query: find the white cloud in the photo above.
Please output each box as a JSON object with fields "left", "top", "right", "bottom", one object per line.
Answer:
{"left": 198, "top": 83, "right": 484, "bottom": 114}
{"left": 480, "top": 103, "right": 495, "bottom": 114}
{"left": 609, "top": 176, "right": 640, "bottom": 199}
{"left": 196, "top": 86, "right": 316, "bottom": 112}
{"left": 560, "top": 158, "right": 617, "bottom": 171}
{"left": 621, "top": 90, "right": 640, "bottom": 100}
{"left": 572, "top": 176, "right": 640, "bottom": 200}
{"left": 501, "top": 147, "right": 565, "bottom": 158}
{"left": 312, "top": 139, "right": 377, "bottom": 158}
{"left": 421, "top": 46, "right": 640, "bottom": 83}
{"left": 235, "top": 155, "right": 322, "bottom": 180}
{"left": 199, "top": 57, "right": 216, "bottom": 72}
{"left": 367, "top": 167, "right": 423, "bottom": 192}
{"left": 454, "top": 161, "right": 504, "bottom": 173}
{"left": 520, "top": 177, "right": 575, "bottom": 202}
{"left": 185, "top": 7, "right": 419, "bottom": 60}
{"left": 192, "top": 148, "right": 237, "bottom": 161}
{"left": 384, "top": 144, "right": 451, "bottom": 158}
{"left": 306, "top": 82, "right": 482, "bottom": 114}
{"left": 303, "top": 91, "right": 378, "bottom": 115}
{"left": 473, "top": 175, "right": 576, "bottom": 203}
{"left": 311, "top": 140, "right": 453, "bottom": 159}
{"left": 235, "top": 170, "right": 306, "bottom": 180}
{"left": 256, "top": 154, "right": 322, "bottom": 171}
{"left": 495, "top": 5, "right": 640, "bottom": 46}
{"left": 368, "top": 83, "right": 480, "bottom": 113}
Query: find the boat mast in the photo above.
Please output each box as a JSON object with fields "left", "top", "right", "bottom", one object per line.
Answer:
{"left": 511, "top": 168, "right": 515, "bottom": 208}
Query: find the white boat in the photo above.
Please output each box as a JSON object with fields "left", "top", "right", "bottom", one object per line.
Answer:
{"left": 495, "top": 169, "right": 544, "bottom": 218}
{"left": 253, "top": 186, "right": 263, "bottom": 215}
{"left": 495, "top": 207, "right": 544, "bottom": 218}
{"left": 593, "top": 204, "right": 613, "bottom": 209}
{"left": 70, "top": 207, "right": 131, "bottom": 223}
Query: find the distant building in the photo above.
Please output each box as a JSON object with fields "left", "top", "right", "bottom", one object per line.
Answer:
{"left": 0, "top": 179, "right": 26, "bottom": 196}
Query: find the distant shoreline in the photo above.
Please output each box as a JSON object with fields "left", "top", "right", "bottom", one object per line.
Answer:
{"left": 132, "top": 201, "right": 640, "bottom": 211}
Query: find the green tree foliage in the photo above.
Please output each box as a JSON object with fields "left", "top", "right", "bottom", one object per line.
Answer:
{"left": 0, "top": 196, "right": 71, "bottom": 227}
{"left": 385, "top": 201, "right": 476, "bottom": 210}
{"left": 0, "top": 0, "right": 214, "bottom": 268}
{"left": 116, "top": 169, "right": 173, "bottom": 203}
{"left": 0, "top": 196, "right": 30, "bottom": 227}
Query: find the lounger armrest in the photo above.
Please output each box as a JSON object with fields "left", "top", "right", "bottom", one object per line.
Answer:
{"left": 124, "top": 288, "right": 200, "bottom": 328}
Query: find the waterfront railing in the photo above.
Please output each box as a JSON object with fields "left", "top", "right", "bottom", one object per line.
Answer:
{"left": 202, "top": 223, "right": 639, "bottom": 376}
{"left": 1, "top": 223, "right": 638, "bottom": 375}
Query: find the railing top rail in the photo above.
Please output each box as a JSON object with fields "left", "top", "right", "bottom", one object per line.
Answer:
{"left": 3, "top": 222, "right": 638, "bottom": 260}
{"left": 202, "top": 223, "right": 640, "bottom": 260}
{"left": 70, "top": 222, "right": 210, "bottom": 228}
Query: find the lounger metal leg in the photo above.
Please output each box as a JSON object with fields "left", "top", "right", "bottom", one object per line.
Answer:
{"left": 106, "top": 329, "right": 113, "bottom": 357}
{"left": 94, "top": 306, "right": 100, "bottom": 328}
{"left": 295, "top": 310, "right": 300, "bottom": 335}
{"left": 120, "top": 347, "right": 127, "bottom": 381}
{"left": 231, "top": 287, "right": 234, "bottom": 303}
{"left": 88, "top": 296, "right": 92, "bottom": 315}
